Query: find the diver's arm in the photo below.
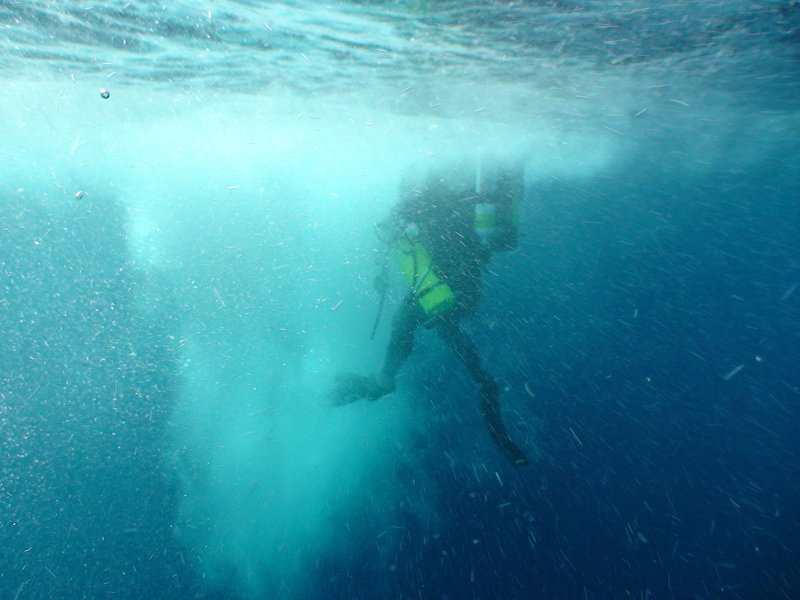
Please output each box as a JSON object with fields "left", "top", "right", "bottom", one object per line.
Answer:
{"left": 373, "top": 217, "right": 400, "bottom": 294}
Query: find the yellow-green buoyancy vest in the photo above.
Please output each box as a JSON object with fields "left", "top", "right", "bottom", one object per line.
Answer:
{"left": 395, "top": 236, "right": 456, "bottom": 316}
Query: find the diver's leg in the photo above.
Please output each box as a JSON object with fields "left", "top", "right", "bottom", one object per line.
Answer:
{"left": 434, "top": 319, "right": 530, "bottom": 466}
{"left": 332, "top": 294, "right": 423, "bottom": 405}
{"left": 477, "top": 377, "right": 530, "bottom": 466}
{"left": 377, "top": 293, "right": 424, "bottom": 392}
{"left": 432, "top": 317, "right": 492, "bottom": 386}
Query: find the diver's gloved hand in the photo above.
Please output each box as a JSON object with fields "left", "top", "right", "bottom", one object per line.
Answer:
{"left": 374, "top": 217, "right": 402, "bottom": 245}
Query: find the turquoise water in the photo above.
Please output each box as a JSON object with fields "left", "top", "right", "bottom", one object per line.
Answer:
{"left": 1, "top": 1, "right": 798, "bottom": 599}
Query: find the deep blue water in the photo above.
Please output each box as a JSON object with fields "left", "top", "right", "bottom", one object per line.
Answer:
{"left": 2, "top": 1, "right": 799, "bottom": 599}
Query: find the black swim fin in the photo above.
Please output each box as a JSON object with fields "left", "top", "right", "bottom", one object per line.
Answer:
{"left": 331, "top": 373, "right": 391, "bottom": 406}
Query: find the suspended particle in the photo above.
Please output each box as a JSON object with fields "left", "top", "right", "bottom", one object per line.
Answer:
{"left": 722, "top": 364, "right": 744, "bottom": 381}
{"left": 780, "top": 282, "right": 798, "bottom": 301}
{"left": 75, "top": 190, "right": 85, "bottom": 200}
{"left": 100, "top": 88, "right": 110, "bottom": 99}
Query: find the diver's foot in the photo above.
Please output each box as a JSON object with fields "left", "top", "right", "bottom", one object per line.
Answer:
{"left": 497, "top": 437, "right": 531, "bottom": 467}
{"left": 331, "top": 373, "right": 394, "bottom": 405}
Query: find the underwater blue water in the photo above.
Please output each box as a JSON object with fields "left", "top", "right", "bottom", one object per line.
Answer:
{"left": 1, "top": 1, "right": 799, "bottom": 598}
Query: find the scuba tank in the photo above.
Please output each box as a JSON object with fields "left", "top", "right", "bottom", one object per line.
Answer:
{"left": 473, "top": 158, "right": 521, "bottom": 251}
{"left": 395, "top": 231, "right": 456, "bottom": 317}
{"left": 493, "top": 176, "right": 521, "bottom": 251}
{"left": 474, "top": 202, "right": 497, "bottom": 246}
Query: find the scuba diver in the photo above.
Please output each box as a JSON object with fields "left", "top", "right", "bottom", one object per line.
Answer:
{"left": 333, "top": 159, "right": 530, "bottom": 466}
